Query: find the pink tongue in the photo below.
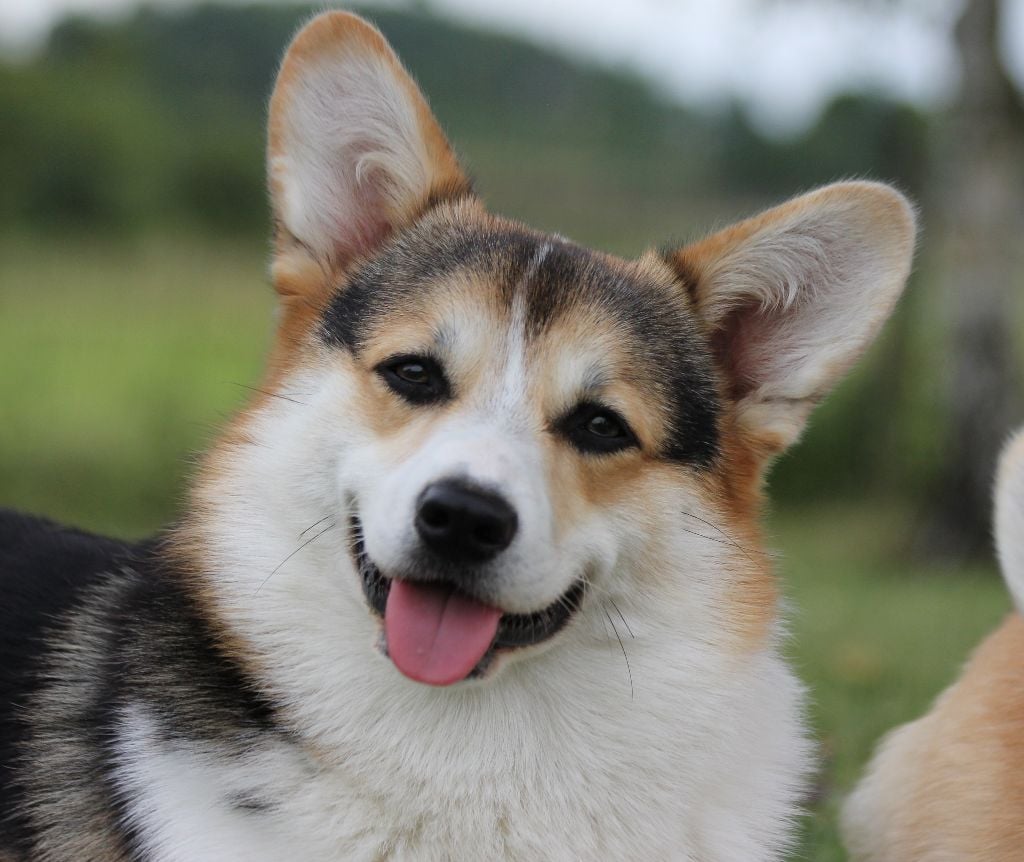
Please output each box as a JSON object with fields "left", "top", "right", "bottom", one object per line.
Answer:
{"left": 385, "top": 579, "right": 502, "bottom": 686}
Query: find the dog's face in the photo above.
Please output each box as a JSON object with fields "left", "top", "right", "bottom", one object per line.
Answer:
{"left": 328, "top": 207, "right": 725, "bottom": 683}
{"left": 189, "top": 13, "right": 915, "bottom": 692}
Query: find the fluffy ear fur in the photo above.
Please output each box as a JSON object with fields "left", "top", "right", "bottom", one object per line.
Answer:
{"left": 267, "top": 12, "right": 468, "bottom": 292}
{"left": 669, "top": 181, "right": 916, "bottom": 454}
{"left": 996, "top": 428, "right": 1024, "bottom": 610}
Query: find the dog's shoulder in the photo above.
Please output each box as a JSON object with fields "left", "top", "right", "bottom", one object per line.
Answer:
{"left": 0, "top": 511, "right": 289, "bottom": 860}
{"left": 0, "top": 508, "right": 139, "bottom": 580}
{"left": 0, "top": 510, "right": 145, "bottom": 857}
{"left": 0, "top": 507, "right": 144, "bottom": 691}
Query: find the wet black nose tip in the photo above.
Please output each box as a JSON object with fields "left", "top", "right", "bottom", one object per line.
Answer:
{"left": 415, "top": 480, "right": 518, "bottom": 563}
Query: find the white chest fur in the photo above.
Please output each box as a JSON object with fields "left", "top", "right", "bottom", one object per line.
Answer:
{"left": 114, "top": 636, "right": 809, "bottom": 862}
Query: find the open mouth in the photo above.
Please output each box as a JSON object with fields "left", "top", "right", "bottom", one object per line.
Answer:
{"left": 349, "top": 515, "right": 584, "bottom": 685}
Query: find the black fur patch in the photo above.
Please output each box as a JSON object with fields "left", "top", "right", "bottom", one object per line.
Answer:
{"left": 320, "top": 215, "right": 719, "bottom": 467}
{"left": 0, "top": 510, "right": 140, "bottom": 857}
{"left": 0, "top": 511, "right": 282, "bottom": 860}
{"left": 320, "top": 218, "right": 535, "bottom": 352}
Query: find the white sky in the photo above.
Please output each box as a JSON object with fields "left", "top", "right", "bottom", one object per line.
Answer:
{"left": 0, "top": 0, "right": 1022, "bottom": 134}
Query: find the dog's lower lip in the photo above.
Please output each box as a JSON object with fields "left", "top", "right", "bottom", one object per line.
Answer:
{"left": 347, "top": 515, "right": 585, "bottom": 655}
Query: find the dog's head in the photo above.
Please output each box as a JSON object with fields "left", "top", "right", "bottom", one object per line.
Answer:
{"left": 191, "top": 12, "right": 915, "bottom": 692}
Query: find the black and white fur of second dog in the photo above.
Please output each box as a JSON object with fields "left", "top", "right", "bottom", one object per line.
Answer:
{"left": 0, "top": 11, "right": 916, "bottom": 861}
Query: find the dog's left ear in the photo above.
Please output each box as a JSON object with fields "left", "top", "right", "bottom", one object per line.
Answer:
{"left": 668, "top": 181, "right": 916, "bottom": 455}
{"left": 267, "top": 12, "right": 468, "bottom": 293}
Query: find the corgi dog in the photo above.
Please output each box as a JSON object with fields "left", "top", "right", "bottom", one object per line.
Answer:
{"left": 842, "top": 429, "right": 1024, "bottom": 861}
{"left": 0, "top": 11, "right": 916, "bottom": 861}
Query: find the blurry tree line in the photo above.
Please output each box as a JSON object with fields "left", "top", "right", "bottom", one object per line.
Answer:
{"left": 2, "top": 1, "right": 1021, "bottom": 560}
{"left": 0, "top": 3, "right": 928, "bottom": 234}
{"left": 920, "top": 0, "right": 1024, "bottom": 559}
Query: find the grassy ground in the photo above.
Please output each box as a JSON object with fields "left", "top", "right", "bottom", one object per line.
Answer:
{"left": 0, "top": 235, "right": 1012, "bottom": 859}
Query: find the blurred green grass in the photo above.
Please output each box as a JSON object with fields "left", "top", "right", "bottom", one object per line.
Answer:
{"left": 0, "top": 233, "right": 273, "bottom": 536}
{"left": 0, "top": 235, "right": 1011, "bottom": 859}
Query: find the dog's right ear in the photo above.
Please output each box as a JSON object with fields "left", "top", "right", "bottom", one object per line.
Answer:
{"left": 996, "top": 428, "right": 1024, "bottom": 610}
{"left": 267, "top": 12, "right": 469, "bottom": 296}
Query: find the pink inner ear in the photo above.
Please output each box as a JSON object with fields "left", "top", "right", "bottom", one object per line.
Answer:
{"left": 712, "top": 301, "right": 766, "bottom": 401}
{"left": 333, "top": 161, "right": 396, "bottom": 264}
{"left": 343, "top": 210, "right": 391, "bottom": 262}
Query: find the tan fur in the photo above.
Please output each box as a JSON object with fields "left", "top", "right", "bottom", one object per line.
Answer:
{"left": 844, "top": 613, "right": 1024, "bottom": 861}
{"left": 711, "top": 448, "right": 777, "bottom": 648}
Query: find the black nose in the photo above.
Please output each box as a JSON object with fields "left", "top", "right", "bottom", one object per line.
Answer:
{"left": 415, "top": 480, "right": 518, "bottom": 563}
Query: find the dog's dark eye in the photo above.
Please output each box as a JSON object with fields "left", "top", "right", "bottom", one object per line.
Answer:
{"left": 394, "top": 361, "right": 429, "bottom": 385}
{"left": 556, "top": 402, "right": 639, "bottom": 455}
{"left": 376, "top": 355, "right": 450, "bottom": 405}
{"left": 585, "top": 413, "right": 624, "bottom": 438}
